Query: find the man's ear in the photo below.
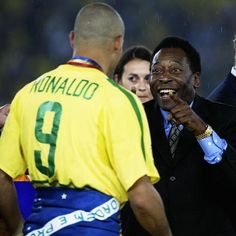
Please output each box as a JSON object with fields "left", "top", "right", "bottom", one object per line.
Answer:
{"left": 193, "top": 72, "right": 200, "bottom": 89}
{"left": 69, "top": 31, "right": 75, "bottom": 49}
{"left": 113, "top": 35, "right": 123, "bottom": 53}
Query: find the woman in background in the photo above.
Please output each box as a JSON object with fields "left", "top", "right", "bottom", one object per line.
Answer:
{"left": 114, "top": 45, "right": 153, "bottom": 103}
{"left": 114, "top": 46, "right": 154, "bottom": 235}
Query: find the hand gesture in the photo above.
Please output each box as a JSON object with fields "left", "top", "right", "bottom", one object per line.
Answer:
{"left": 168, "top": 95, "right": 206, "bottom": 136}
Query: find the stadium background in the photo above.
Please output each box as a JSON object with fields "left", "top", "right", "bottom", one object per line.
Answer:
{"left": 0, "top": 0, "right": 236, "bottom": 104}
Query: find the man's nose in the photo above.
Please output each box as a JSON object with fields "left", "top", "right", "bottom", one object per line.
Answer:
{"left": 158, "top": 74, "right": 173, "bottom": 83}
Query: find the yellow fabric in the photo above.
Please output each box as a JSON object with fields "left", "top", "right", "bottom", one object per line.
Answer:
{"left": 0, "top": 64, "right": 159, "bottom": 204}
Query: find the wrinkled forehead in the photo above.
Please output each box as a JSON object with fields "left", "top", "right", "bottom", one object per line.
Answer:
{"left": 152, "top": 48, "right": 189, "bottom": 67}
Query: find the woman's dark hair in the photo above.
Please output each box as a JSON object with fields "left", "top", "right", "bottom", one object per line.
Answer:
{"left": 151, "top": 36, "right": 201, "bottom": 74}
{"left": 114, "top": 45, "right": 152, "bottom": 82}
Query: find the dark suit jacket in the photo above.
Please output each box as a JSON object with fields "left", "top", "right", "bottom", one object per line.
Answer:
{"left": 208, "top": 72, "right": 236, "bottom": 106}
{"left": 122, "top": 95, "right": 236, "bottom": 236}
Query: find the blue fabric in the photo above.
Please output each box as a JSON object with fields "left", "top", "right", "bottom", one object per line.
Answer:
{"left": 160, "top": 109, "right": 172, "bottom": 137}
{"left": 14, "top": 182, "right": 35, "bottom": 220}
{"left": 23, "top": 187, "right": 121, "bottom": 236}
{"left": 198, "top": 131, "right": 227, "bottom": 164}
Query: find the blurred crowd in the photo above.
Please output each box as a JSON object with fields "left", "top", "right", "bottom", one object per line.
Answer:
{"left": 0, "top": 0, "right": 236, "bottom": 104}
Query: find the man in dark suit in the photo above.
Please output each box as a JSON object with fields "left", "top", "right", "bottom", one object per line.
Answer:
{"left": 122, "top": 36, "right": 236, "bottom": 236}
{"left": 208, "top": 35, "right": 236, "bottom": 106}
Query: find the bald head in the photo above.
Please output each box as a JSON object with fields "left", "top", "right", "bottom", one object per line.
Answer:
{"left": 73, "top": 2, "right": 124, "bottom": 48}
{"left": 70, "top": 2, "right": 125, "bottom": 75}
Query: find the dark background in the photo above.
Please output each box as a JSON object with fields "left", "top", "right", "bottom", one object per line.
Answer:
{"left": 0, "top": 0, "right": 236, "bottom": 104}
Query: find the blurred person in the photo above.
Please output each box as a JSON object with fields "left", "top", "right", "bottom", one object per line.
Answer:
{"left": 114, "top": 45, "right": 153, "bottom": 103}
{"left": 122, "top": 36, "right": 236, "bottom": 236}
{"left": 0, "top": 104, "right": 10, "bottom": 132}
{"left": 0, "top": 3, "right": 172, "bottom": 236}
{"left": 0, "top": 104, "right": 32, "bottom": 236}
{"left": 0, "top": 104, "right": 30, "bottom": 179}
{"left": 0, "top": 99, "right": 11, "bottom": 236}
{"left": 0, "top": 104, "right": 11, "bottom": 236}
{"left": 113, "top": 46, "right": 154, "bottom": 234}
{"left": 208, "top": 35, "right": 236, "bottom": 106}
{"left": 0, "top": 103, "right": 29, "bottom": 181}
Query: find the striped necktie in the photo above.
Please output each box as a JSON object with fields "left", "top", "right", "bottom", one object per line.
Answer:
{"left": 168, "top": 122, "right": 181, "bottom": 158}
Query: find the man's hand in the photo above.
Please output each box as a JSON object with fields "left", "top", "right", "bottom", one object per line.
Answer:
{"left": 168, "top": 94, "right": 206, "bottom": 136}
{"left": 0, "top": 104, "right": 10, "bottom": 129}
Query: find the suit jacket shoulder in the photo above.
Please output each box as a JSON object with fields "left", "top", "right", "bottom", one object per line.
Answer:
{"left": 207, "top": 71, "right": 236, "bottom": 106}
{"left": 193, "top": 95, "right": 236, "bottom": 127}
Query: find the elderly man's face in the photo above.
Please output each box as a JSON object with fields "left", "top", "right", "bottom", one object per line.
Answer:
{"left": 150, "top": 48, "right": 200, "bottom": 111}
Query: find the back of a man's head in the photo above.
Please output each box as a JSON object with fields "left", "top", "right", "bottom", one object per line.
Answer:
{"left": 73, "top": 2, "right": 124, "bottom": 48}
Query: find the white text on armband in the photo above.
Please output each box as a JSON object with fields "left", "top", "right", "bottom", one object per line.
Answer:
{"left": 25, "top": 197, "right": 120, "bottom": 236}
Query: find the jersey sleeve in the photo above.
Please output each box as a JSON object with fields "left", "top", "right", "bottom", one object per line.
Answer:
{"left": 103, "top": 88, "right": 159, "bottom": 191}
{"left": 0, "top": 92, "right": 27, "bottom": 178}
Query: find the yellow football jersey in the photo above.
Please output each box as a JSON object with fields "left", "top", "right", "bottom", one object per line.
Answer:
{"left": 0, "top": 63, "right": 159, "bottom": 204}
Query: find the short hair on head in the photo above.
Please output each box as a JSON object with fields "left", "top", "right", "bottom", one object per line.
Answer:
{"left": 151, "top": 36, "right": 201, "bottom": 74}
{"left": 114, "top": 45, "right": 152, "bottom": 81}
{"left": 74, "top": 2, "right": 124, "bottom": 46}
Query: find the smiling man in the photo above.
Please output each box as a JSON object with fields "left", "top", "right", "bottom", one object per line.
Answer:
{"left": 122, "top": 36, "right": 236, "bottom": 236}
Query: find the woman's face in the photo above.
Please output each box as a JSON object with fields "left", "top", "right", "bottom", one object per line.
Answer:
{"left": 119, "top": 59, "right": 153, "bottom": 103}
